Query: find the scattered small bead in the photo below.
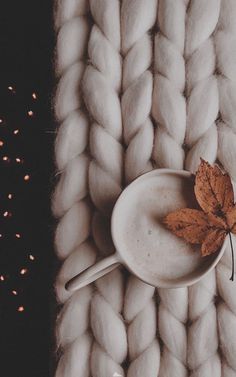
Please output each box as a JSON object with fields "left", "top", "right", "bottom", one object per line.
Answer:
{"left": 24, "top": 174, "right": 30, "bottom": 181}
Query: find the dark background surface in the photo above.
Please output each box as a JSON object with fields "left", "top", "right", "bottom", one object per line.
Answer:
{"left": 0, "top": 1, "right": 55, "bottom": 376}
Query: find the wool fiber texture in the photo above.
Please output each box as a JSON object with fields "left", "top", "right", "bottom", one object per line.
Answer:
{"left": 54, "top": 1, "right": 236, "bottom": 376}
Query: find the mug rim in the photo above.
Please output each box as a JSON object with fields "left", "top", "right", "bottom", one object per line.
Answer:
{"left": 110, "top": 168, "right": 226, "bottom": 288}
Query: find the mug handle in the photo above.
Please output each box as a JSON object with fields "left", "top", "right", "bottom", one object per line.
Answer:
{"left": 65, "top": 253, "right": 120, "bottom": 292}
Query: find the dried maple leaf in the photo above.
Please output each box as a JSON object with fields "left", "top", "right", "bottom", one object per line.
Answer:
{"left": 164, "top": 209, "right": 211, "bottom": 244}
{"left": 194, "top": 159, "right": 234, "bottom": 216}
{"left": 201, "top": 228, "right": 227, "bottom": 257}
{"left": 163, "top": 159, "right": 236, "bottom": 281}
{"left": 227, "top": 206, "right": 236, "bottom": 234}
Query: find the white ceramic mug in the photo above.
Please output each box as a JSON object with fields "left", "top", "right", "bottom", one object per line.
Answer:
{"left": 66, "top": 169, "right": 227, "bottom": 292}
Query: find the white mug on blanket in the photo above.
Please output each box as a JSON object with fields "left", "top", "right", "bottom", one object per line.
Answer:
{"left": 66, "top": 169, "right": 227, "bottom": 292}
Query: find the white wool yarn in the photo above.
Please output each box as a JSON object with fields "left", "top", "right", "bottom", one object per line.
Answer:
{"left": 82, "top": 1, "right": 127, "bottom": 376}
{"left": 216, "top": 1, "right": 236, "bottom": 375}
{"left": 157, "top": 288, "right": 188, "bottom": 377}
{"left": 152, "top": 0, "right": 186, "bottom": 171}
{"left": 188, "top": 271, "right": 221, "bottom": 377}
{"left": 153, "top": 0, "right": 219, "bottom": 174}
{"left": 216, "top": 237, "right": 236, "bottom": 377}
{"left": 184, "top": 2, "right": 221, "bottom": 376}
{"left": 54, "top": 0, "right": 236, "bottom": 376}
{"left": 153, "top": 1, "right": 221, "bottom": 376}
{"left": 54, "top": 0, "right": 88, "bottom": 31}
{"left": 53, "top": 1, "right": 96, "bottom": 376}
{"left": 121, "top": 1, "right": 160, "bottom": 376}
{"left": 216, "top": 0, "right": 236, "bottom": 181}
{"left": 121, "top": 0, "right": 156, "bottom": 183}
{"left": 184, "top": 0, "right": 219, "bottom": 173}
{"left": 152, "top": 2, "right": 188, "bottom": 375}
{"left": 124, "top": 278, "right": 160, "bottom": 377}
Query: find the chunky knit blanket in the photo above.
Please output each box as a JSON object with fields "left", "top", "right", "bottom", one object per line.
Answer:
{"left": 53, "top": 0, "right": 236, "bottom": 376}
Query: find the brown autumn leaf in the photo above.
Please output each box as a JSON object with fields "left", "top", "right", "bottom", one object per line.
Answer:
{"left": 164, "top": 208, "right": 211, "bottom": 244}
{"left": 163, "top": 159, "right": 236, "bottom": 258}
{"left": 201, "top": 228, "right": 227, "bottom": 257}
{"left": 207, "top": 212, "right": 228, "bottom": 230}
{"left": 194, "top": 159, "right": 234, "bottom": 215}
{"left": 227, "top": 206, "right": 236, "bottom": 234}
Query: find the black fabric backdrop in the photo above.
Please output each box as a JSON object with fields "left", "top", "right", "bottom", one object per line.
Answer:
{"left": 0, "top": 1, "right": 55, "bottom": 376}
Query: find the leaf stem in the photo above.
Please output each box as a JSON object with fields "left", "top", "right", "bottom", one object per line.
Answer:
{"left": 229, "top": 232, "right": 235, "bottom": 281}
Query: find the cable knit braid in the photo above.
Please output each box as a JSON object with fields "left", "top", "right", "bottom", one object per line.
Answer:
{"left": 152, "top": 2, "right": 188, "bottom": 375}
{"left": 184, "top": 0, "right": 220, "bottom": 174}
{"left": 152, "top": 0, "right": 186, "bottom": 171}
{"left": 184, "top": 2, "right": 221, "bottom": 376}
{"left": 188, "top": 271, "right": 221, "bottom": 377}
{"left": 216, "top": 241, "right": 236, "bottom": 377}
{"left": 53, "top": 1, "right": 97, "bottom": 376}
{"left": 215, "top": 1, "right": 236, "bottom": 375}
{"left": 82, "top": 1, "right": 127, "bottom": 376}
{"left": 120, "top": 1, "right": 160, "bottom": 376}
{"left": 153, "top": 1, "right": 221, "bottom": 375}
{"left": 216, "top": 0, "right": 236, "bottom": 182}
{"left": 121, "top": 0, "right": 156, "bottom": 183}
{"left": 53, "top": 2, "right": 236, "bottom": 376}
